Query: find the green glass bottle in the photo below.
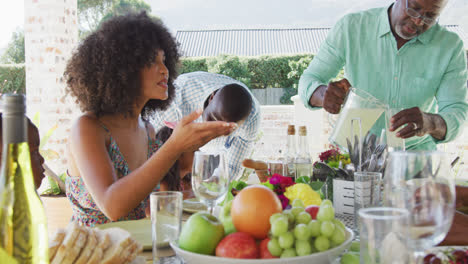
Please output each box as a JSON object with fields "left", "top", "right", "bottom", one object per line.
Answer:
{"left": 0, "top": 94, "right": 48, "bottom": 263}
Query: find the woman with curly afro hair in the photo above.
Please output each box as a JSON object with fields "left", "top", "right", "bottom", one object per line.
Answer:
{"left": 64, "top": 11, "right": 237, "bottom": 226}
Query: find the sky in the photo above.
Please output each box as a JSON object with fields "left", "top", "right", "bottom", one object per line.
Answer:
{"left": 0, "top": 0, "right": 23, "bottom": 53}
{"left": 0, "top": 0, "right": 467, "bottom": 52}
{"left": 149, "top": 0, "right": 468, "bottom": 35}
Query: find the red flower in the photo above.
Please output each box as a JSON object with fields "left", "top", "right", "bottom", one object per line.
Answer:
{"left": 277, "top": 194, "right": 289, "bottom": 209}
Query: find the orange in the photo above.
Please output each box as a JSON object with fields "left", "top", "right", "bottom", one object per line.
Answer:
{"left": 231, "top": 185, "right": 282, "bottom": 239}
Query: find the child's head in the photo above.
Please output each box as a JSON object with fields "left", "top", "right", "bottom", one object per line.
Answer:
{"left": 63, "top": 11, "right": 179, "bottom": 120}
{"left": 0, "top": 114, "right": 46, "bottom": 189}
{"left": 155, "top": 126, "right": 194, "bottom": 191}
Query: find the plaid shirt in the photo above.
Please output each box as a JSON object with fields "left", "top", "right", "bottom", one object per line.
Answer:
{"left": 158, "top": 71, "right": 261, "bottom": 180}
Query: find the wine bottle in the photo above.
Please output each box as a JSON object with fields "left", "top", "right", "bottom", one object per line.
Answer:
{"left": 0, "top": 94, "right": 48, "bottom": 263}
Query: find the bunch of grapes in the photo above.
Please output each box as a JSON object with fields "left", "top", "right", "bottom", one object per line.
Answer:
{"left": 267, "top": 199, "right": 347, "bottom": 258}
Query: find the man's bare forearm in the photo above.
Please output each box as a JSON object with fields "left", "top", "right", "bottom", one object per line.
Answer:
{"left": 308, "top": 85, "right": 327, "bottom": 107}
{"left": 422, "top": 113, "right": 447, "bottom": 140}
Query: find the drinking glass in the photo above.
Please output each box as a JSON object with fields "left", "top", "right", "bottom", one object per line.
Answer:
{"left": 150, "top": 191, "right": 183, "bottom": 264}
{"left": 192, "top": 150, "right": 230, "bottom": 215}
{"left": 353, "top": 171, "right": 382, "bottom": 238}
{"left": 383, "top": 151, "right": 456, "bottom": 264}
{"left": 386, "top": 108, "right": 405, "bottom": 151}
{"left": 359, "top": 207, "right": 410, "bottom": 264}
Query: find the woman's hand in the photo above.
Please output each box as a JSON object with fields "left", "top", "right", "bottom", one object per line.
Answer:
{"left": 168, "top": 109, "right": 237, "bottom": 153}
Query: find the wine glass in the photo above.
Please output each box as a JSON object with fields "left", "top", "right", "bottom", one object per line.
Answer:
{"left": 191, "top": 150, "right": 230, "bottom": 215}
{"left": 383, "top": 151, "right": 456, "bottom": 264}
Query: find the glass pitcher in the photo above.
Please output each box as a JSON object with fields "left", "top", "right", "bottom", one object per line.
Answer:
{"left": 329, "top": 87, "right": 388, "bottom": 150}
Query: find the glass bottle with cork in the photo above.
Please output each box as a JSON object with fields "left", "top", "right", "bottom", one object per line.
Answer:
{"left": 294, "top": 125, "right": 312, "bottom": 179}
{"left": 283, "top": 124, "right": 296, "bottom": 179}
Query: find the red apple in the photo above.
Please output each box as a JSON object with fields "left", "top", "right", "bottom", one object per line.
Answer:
{"left": 305, "top": 205, "right": 320, "bottom": 219}
{"left": 215, "top": 232, "right": 259, "bottom": 259}
{"left": 259, "top": 238, "right": 277, "bottom": 259}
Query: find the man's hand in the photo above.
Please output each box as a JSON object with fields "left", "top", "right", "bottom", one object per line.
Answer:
{"left": 389, "top": 107, "right": 447, "bottom": 140}
{"left": 309, "top": 78, "right": 351, "bottom": 114}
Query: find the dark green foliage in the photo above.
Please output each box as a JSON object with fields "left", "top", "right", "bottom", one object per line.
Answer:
{"left": 0, "top": 64, "right": 25, "bottom": 94}
{"left": 179, "top": 57, "right": 209, "bottom": 74}
{"left": 207, "top": 55, "right": 251, "bottom": 88}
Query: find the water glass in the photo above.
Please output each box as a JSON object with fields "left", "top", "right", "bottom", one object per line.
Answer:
{"left": 386, "top": 108, "right": 405, "bottom": 151}
{"left": 150, "top": 191, "right": 183, "bottom": 264}
{"left": 383, "top": 151, "right": 455, "bottom": 263}
{"left": 354, "top": 171, "right": 382, "bottom": 236}
{"left": 359, "top": 207, "right": 410, "bottom": 264}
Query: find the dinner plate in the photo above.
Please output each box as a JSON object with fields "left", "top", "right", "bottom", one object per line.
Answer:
{"left": 96, "top": 218, "right": 154, "bottom": 250}
{"left": 171, "top": 227, "right": 354, "bottom": 264}
{"left": 183, "top": 198, "right": 207, "bottom": 213}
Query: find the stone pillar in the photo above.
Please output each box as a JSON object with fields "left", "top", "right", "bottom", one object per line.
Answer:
{"left": 25, "top": 0, "right": 80, "bottom": 175}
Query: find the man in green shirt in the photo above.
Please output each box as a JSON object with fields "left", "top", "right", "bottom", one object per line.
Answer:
{"left": 299, "top": 0, "right": 468, "bottom": 150}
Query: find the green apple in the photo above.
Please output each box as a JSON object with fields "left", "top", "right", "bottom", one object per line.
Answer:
{"left": 178, "top": 212, "right": 225, "bottom": 255}
{"left": 219, "top": 200, "right": 236, "bottom": 235}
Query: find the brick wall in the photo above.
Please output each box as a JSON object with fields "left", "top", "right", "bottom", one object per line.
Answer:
{"left": 25, "top": 0, "right": 80, "bottom": 175}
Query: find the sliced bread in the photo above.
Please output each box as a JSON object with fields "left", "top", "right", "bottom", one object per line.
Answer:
{"left": 60, "top": 224, "right": 88, "bottom": 264}
{"left": 74, "top": 227, "right": 98, "bottom": 264}
{"left": 124, "top": 238, "right": 144, "bottom": 264}
{"left": 48, "top": 228, "right": 66, "bottom": 262}
{"left": 51, "top": 222, "right": 82, "bottom": 264}
{"left": 100, "top": 227, "right": 133, "bottom": 264}
{"left": 87, "top": 230, "right": 111, "bottom": 264}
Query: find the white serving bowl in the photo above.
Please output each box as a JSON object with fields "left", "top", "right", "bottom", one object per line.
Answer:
{"left": 170, "top": 227, "right": 354, "bottom": 264}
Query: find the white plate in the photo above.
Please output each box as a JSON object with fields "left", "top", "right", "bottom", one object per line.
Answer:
{"left": 170, "top": 227, "right": 354, "bottom": 264}
{"left": 96, "top": 219, "right": 154, "bottom": 250}
{"left": 183, "top": 198, "right": 207, "bottom": 213}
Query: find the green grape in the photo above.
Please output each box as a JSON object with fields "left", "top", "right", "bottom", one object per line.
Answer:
{"left": 296, "top": 211, "right": 312, "bottom": 225}
{"left": 340, "top": 252, "right": 360, "bottom": 264}
{"left": 349, "top": 241, "right": 360, "bottom": 252}
{"left": 282, "top": 210, "right": 295, "bottom": 226}
{"left": 320, "top": 199, "right": 333, "bottom": 207}
{"left": 271, "top": 217, "right": 289, "bottom": 236}
{"left": 291, "top": 198, "right": 305, "bottom": 208}
{"left": 291, "top": 206, "right": 305, "bottom": 218}
{"left": 293, "top": 223, "right": 310, "bottom": 240}
{"left": 280, "top": 248, "right": 297, "bottom": 258}
{"left": 332, "top": 218, "right": 346, "bottom": 230}
{"left": 316, "top": 204, "right": 335, "bottom": 221}
{"left": 278, "top": 231, "right": 295, "bottom": 249}
{"left": 267, "top": 238, "right": 283, "bottom": 257}
{"left": 270, "top": 213, "right": 286, "bottom": 225}
{"left": 320, "top": 221, "right": 336, "bottom": 238}
{"left": 330, "top": 225, "right": 346, "bottom": 245}
{"left": 314, "top": 236, "right": 330, "bottom": 252}
{"left": 295, "top": 239, "right": 312, "bottom": 256}
{"left": 307, "top": 220, "right": 321, "bottom": 237}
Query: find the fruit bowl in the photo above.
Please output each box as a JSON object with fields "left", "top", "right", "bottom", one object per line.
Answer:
{"left": 170, "top": 227, "right": 354, "bottom": 264}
